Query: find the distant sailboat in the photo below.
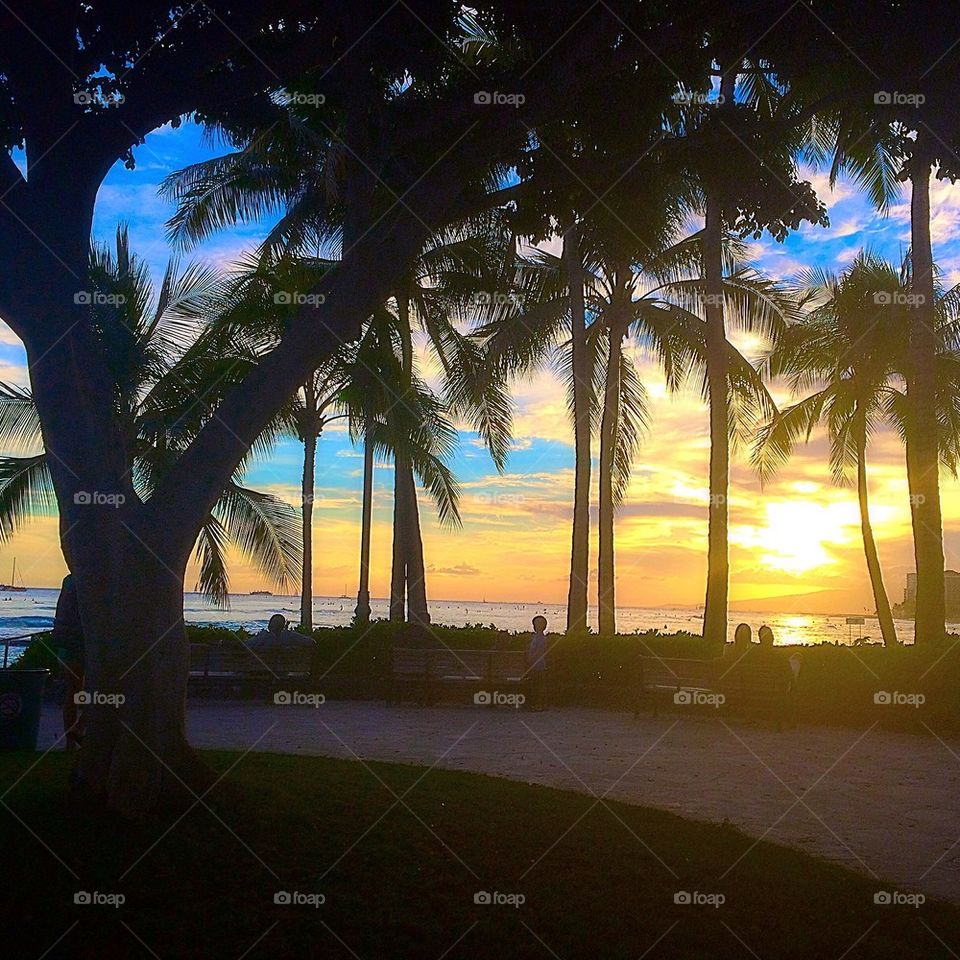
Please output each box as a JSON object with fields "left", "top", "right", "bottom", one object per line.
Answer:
{"left": 0, "top": 558, "right": 27, "bottom": 592}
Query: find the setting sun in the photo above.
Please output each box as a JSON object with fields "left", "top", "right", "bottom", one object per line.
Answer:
{"left": 734, "top": 500, "right": 860, "bottom": 575}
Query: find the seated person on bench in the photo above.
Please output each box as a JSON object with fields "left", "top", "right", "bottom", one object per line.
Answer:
{"left": 248, "top": 614, "right": 314, "bottom": 651}
{"left": 722, "top": 622, "right": 752, "bottom": 657}
{"left": 756, "top": 624, "right": 776, "bottom": 653}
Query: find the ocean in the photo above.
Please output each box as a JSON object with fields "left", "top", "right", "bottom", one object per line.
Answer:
{"left": 0, "top": 587, "right": 918, "bottom": 664}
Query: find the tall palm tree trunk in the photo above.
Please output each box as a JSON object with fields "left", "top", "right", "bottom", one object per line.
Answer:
{"left": 299, "top": 380, "right": 318, "bottom": 632}
{"left": 390, "top": 457, "right": 407, "bottom": 621}
{"left": 907, "top": 150, "right": 946, "bottom": 643}
{"left": 402, "top": 460, "right": 430, "bottom": 625}
{"left": 701, "top": 192, "right": 730, "bottom": 643}
{"left": 300, "top": 430, "right": 316, "bottom": 631}
{"left": 856, "top": 427, "right": 897, "bottom": 646}
{"left": 701, "top": 69, "right": 736, "bottom": 646}
{"left": 390, "top": 291, "right": 431, "bottom": 624}
{"left": 354, "top": 409, "right": 375, "bottom": 625}
{"left": 564, "top": 226, "right": 591, "bottom": 634}
{"left": 598, "top": 323, "right": 623, "bottom": 635}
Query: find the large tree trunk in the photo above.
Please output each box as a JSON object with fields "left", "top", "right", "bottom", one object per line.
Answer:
{"left": 701, "top": 69, "right": 736, "bottom": 646}
{"left": 856, "top": 429, "right": 897, "bottom": 647}
{"left": 299, "top": 382, "right": 318, "bottom": 632}
{"left": 598, "top": 324, "right": 623, "bottom": 636}
{"left": 564, "top": 227, "right": 591, "bottom": 635}
{"left": 354, "top": 416, "right": 375, "bottom": 625}
{"left": 701, "top": 190, "right": 730, "bottom": 644}
{"left": 907, "top": 152, "right": 946, "bottom": 644}
{"left": 11, "top": 178, "right": 205, "bottom": 815}
{"left": 74, "top": 537, "right": 199, "bottom": 818}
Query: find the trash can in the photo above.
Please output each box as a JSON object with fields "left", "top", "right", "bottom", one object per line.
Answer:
{"left": 0, "top": 669, "right": 49, "bottom": 750}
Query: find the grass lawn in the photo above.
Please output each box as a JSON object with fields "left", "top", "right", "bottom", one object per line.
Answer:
{"left": 1, "top": 750, "right": 956, "bottom": 958}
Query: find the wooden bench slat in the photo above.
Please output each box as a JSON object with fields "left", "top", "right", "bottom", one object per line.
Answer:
{"left": 188, "top": 642, "right": 313, "bottom": 697}
{"left": 636, "top": 653, "right": 797, "bottom": 726}
{"left": 389, "top": 648, "right": 530, "bottom": 704}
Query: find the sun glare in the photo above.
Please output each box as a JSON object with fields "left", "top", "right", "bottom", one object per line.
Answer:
{"left": 734, "top": 500, "right": 860, "bottom": 575}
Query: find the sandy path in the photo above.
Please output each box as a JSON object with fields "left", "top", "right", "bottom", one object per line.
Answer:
{"left": 38, "top": 701, "right": 960, "bottom": 902}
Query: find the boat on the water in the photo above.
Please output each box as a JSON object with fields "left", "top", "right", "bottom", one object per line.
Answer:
{"left": 0, "top": 558, "right": 27, "bottom": 592}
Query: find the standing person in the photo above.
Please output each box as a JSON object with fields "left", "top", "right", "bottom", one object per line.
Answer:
{"left": 526, "top": 615, "right": 548, "bottom": 711}
{"left": 53, "top": 574, "right": 84, "bottom": 749}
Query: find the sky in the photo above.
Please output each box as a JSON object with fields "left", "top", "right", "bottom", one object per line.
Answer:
{"left": 4, "top": 120, "right": 960, "bottom": 615}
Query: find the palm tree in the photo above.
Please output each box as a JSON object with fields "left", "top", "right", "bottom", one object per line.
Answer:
{"left": 212, "top": 253, "right": 355, "bottom": 626}
{"left": 289, "top": 368, "right": 351, "bottom": 630}
{"left": 563, "top": 225, "right": 592, "bottom": 635}
{"left": 811, "top": 74, "right": 951, "bottom": 643}
{"left": 662, "top": 56, "right": 827, "bottom": 643}
{"left": 0, "top": 228, "right": 301, "bottom": 604}
{"left": 382, "top": 217, "right": 515, "bottom": 623}
{"left": 755, "top": 254, "right": 906, "bottom": 646}
{"left": 166, "top": 123, "right": 516, "bottom": 626}
{"left": 757, "top": 252, "right": 960, "bottom": 645}
{"left": 596, "top": 237, "right": 786, "bottom": 635}
{"left": 596, "top": 293, "right": 647, "bottom": 635}
{"left": 696, "top": 69, "right": 740, "bottom": 646}
{"left": 489, "top": 225, "right": 783, "bottom": 635}
{"left": 334, "top": 306, "right": 466, "bottom": 626}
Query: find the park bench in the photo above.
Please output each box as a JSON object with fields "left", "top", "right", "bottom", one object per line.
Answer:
{"left": 635, "top": 653, "right": 796, "bottom": 727}
{"left": 188, "top": 642, "right": 314, "bottom": 698}
{"left": 714, "top": 656, "right": 796, "bottom": 726}
{"left": 388, "top": 648, "right": 529, "bottom": 705}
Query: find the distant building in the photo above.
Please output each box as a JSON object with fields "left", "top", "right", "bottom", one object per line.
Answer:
{"left": 897, "top": 571, "right": 960, "bottom": 621}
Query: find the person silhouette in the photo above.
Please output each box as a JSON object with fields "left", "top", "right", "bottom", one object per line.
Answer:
{"left": 525, "top": 615, "right": 548, "bottom": 710}
{"left": 723, "top": 622, "right": 752, "bottom": 657}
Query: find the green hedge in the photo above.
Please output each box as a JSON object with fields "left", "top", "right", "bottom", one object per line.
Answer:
{"left": 13, "top": 622, "right": 960, "bottom": 733}
{"left": 9, "top": 631, "right": 59, "bottom": 672}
